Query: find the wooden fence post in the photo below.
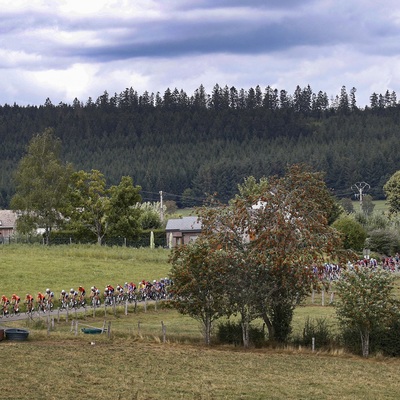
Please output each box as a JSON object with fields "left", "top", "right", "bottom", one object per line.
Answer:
{"left": 107, "top": 321, "right": 112, "bottom": 339}
{"left": 161, "top": 321, "right": 166, "bottom": 343}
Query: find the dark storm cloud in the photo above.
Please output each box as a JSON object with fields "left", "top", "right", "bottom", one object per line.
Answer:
{"left": 1, "top": 1, "right": 400, "bottom": 106}
{"left": 2, "top": 1, "right": 399, "bottom": 64}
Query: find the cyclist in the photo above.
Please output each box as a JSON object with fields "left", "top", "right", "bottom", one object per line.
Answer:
{"left": 89, "top": 286, "right": 97, "bottom": 306}
{"left": 127, "top": 282, "right": 137, "bottom": 302}
{"left": 69, "top": 289, "right": 78, "bottom": 308}
{"left": 37, "top": 292, "right": 46, "bottom": 312}
{"left": 45, "top": 288, "right": 54, "bottom": 311}
{"left": 1, "top": 295, "right": 10, "bottom": 316}
{"left": 59, "top": 290, "right": 68, "bottom": 309}
{"left": 116, "top": 285, "right": 125, "bottom": 303}
{"left": 78, "top": 286, "right": 86, "bottom": 306}
{"left": 103, "top": 286, "right": 112, "bottom": 305}
{"left": 25, "top": 294, "right": 34, "bottom": 313}
{"left": 95, "top": 287, "right": 101, "bottom": 306}
{"left": 10, "top": 293, "right": 21, "bottom": 314}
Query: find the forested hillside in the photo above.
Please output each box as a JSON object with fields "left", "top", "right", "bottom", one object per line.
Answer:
{"left": 0, "top": 84, "right": 399, "bottom": 208}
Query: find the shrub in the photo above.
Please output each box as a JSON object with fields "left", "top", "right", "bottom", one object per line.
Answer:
{"left": 366, "top": 229, "right": 400, "bottom": 256}
{"left": 292, "top": 317, "right": 334, "bottom": 349}
{"left": 217, "top": 320, "right": 266, "bottom": 347}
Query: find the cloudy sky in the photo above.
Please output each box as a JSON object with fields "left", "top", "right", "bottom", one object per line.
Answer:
{"left": 2, "top": 0, "right": 400, "bottom": 107}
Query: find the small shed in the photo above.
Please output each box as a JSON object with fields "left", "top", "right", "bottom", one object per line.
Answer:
{"left": 0, "top": 210, "right": 17, "bottom": 243}
{"left": 165, "top": 216, "right": 202, "bottom": 248}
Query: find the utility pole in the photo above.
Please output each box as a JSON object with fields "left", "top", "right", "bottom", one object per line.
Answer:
{"left": 351, "top": 181, "right": 370, "bottom": 211}
{"left": 159, "top": 190, "right": 164, "bottom": 222}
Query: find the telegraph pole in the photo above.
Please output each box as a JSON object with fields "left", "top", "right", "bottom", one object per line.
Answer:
{"left": 351, "top": 181, "right": 370, "bottom": 211}
{"left": 159, "top": 190, "right": 164, "bottom": 222}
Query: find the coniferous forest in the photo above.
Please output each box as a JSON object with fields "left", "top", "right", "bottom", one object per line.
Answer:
{"left": 1, "top": 83, "right": 399, "bottom": 208}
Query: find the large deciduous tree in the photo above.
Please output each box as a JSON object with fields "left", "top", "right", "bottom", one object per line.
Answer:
{"left": 66, "top": 170, "right": 142, "bottom": 244}
{"left": 107, "top": 176, "right": 142, "bottom": 237}
{"left": 199, "top": 164, "right": 343, "bottom": 342}
{"left": 66, "top": 169, "right": 109, "bottom": 245}
{"left": 11, "top": 128, "right": 73, "bottom": 243}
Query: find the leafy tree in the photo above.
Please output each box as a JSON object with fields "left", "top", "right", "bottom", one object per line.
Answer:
{"left": 339, "top": 198, "right": 354, "bottom": 214}
{"left": 361, "top": 194, "right": 375, "bottom": 216}
{"left": 65, "top": 169, "right": 110, "bottom": 245}
{"left": 136, "top": 202, "right": 163, "bottom": 230}
{"left": 332, "top": 215, "right": 367, "bottom": 251}
{"left": 107, "top": 176, "right": 142, "bottom": 238}
{"left": 198, "top": 164, "right": 343, "bottom": 342}
{"left": 10, "top": 128, "right": 73, "bottom": 243}
{"left": 169, "top": 239, "right": 229, "bottom": 345}
{"left": 164, "top": 200, "right": 177, "bottom": 215}
{"left": 335, "top": 267, "right": 400, "bottom": 357}
{"left": 383, "top": 171, "right": 400, "bottom": 214}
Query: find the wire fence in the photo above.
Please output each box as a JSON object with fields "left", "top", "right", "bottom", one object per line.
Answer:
{"left": 0, "top": 234, "right": 168, "bottom": 248}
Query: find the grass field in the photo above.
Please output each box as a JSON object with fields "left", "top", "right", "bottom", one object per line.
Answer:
{"left": 0, "top": 244, "right": 170, "bottom": 296}
{"left": 352, "top": 199, "right": 387, "bottom": 214}
{"left": 1, "top": 244, "right": 400, "bottom": 399}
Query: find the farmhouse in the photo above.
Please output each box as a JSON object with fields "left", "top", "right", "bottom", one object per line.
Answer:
{"left": 165, "top": 216, "right": 202, "bottom": 248}
{"left": 0, "top": 210, "right": 17, "bottom": 243}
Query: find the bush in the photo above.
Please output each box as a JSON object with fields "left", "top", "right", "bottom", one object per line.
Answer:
{"left": 217, "top": 320, "right": 266, "bottom": 347}
{"left": 366, "top": 229, "right": 400, "bottom": 256}
{"left": 332, "top": 215, "right": 367, "bottom": 251}
{"left": 292, "top": 317, "right": 334, "bottom": 349}
{"left": 339, "top": 309, "right": 400, "bottom": 357}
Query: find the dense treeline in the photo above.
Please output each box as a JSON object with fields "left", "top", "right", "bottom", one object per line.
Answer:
{"left": 1, "top": 83, "right": 400, "bottom": 208}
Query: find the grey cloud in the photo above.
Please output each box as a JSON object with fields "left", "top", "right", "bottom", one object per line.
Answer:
{"left": 2, "top": 1, "right": 399, "bottom": 66}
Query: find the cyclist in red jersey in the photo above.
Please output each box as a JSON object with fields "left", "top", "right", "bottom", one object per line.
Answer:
{"left": 11, "top": 294, "right": 21, "bottom": 314}
{"left": 25, "top": 294, "right": 34, "bottom": 313}
{"left": 1, "top": 295, "right": 10, "bottom": 316}
{"left": 37, "top": 292, "right": 46, "bottom": 312}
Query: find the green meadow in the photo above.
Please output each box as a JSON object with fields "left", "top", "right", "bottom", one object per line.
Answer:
{"left": 1, "top": 244, "right": 400, "bottom": 399}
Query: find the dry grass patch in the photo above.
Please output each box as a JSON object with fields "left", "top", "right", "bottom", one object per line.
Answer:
{"left": 1, "top": 336, "right": 400, "bottom": 399}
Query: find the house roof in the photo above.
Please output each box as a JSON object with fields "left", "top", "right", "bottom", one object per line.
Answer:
{"left": 165, "top": 216, "right": 202, "bottom": 232}
{"left": 0, "top": 210, "right": 17, "bottom": 229}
